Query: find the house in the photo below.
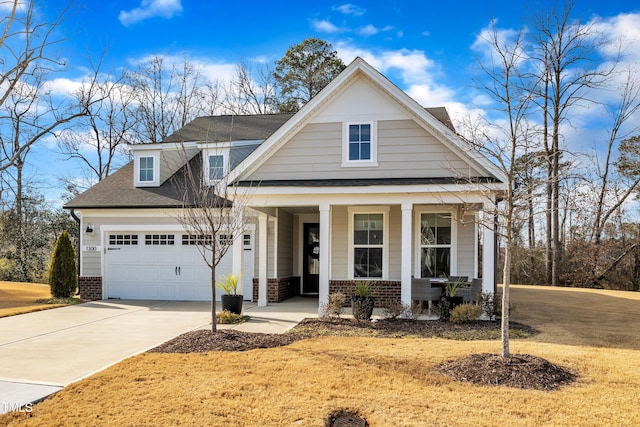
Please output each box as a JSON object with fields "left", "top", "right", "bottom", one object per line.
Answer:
{"left": 65, "top": 57, "right": 507, "bottom": 312}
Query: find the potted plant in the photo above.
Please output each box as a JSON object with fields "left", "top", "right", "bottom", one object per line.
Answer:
{"left": 443, "top": 276, "right": 465, "bottom": 308}
{"left": 351, "top": 280, "right": 375, "bottom": 321}
{"left": 217, "top": 274, "right": 243, "bottom": 315}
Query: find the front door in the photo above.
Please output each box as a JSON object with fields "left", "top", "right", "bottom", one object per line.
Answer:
{"left": 302, "top": 223, "right": 320, "bottom": 294}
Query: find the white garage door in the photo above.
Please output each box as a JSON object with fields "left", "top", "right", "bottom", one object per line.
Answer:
{"left": 105, "top": 232, "right": 251, "bottom": 301}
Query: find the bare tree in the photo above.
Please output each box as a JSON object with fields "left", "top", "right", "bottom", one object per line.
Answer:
{"left": 530, "top": 1, "right": 615, "bottom": 286}
{"left": 225, "top": 61, "right": 277, "bottom": 115}
{"left": 172, "top": 143, "right": 253, "bottom": 333}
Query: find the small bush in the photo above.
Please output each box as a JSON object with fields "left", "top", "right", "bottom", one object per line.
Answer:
{"left": 48, "top": 231, "right": 77, "bottom": 298}
{"left": 433, "top": 298, "right": 451, "bottom": 321}
{"left": 480, "top": 291, "right": 501, "bottom": 321}
{"left": 450, "top": 304, "right": 483, "bottom": 323}
{"left": 382, "top": 301, "right": 423, "bottom": 319}
{"left": 216, "top": 310, "right": 249, "bottom": 324}
{"left": 320, "top": 292, "right": 346, "bottom": 318}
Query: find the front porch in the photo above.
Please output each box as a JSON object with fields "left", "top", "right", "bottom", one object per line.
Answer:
{"left": 232, "top": 196, "right": 498, "bottom": 314}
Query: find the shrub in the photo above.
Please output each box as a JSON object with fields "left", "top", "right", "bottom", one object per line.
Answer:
{"left": 320, "top": 292, "right": 346, "bottom": 318}
{"left": 48, "top": 231, "right": 77, "bottom": 298}
{"left": 381, "top": 301, "right": 423, "bottom": 319}
{"left": 480, "top": 291, "right": 501, "bottom": 321}
{"left": 216, "top": 310, "right": 249, "bottom": 324}
{"left": 433, "top": 298, "right": 451, "bottom": 321}
{"left": 450, "top": 304, "right": 483, "bottom": 323}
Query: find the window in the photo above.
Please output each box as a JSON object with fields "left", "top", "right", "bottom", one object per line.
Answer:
{"left": 218, "top": 234, "right": 233, "bottom": 245}
{"left": 342, "top": 122, "right": 377, "bottom": 166}
{"left": 420, "top": 213, "right": 452, "bottom": 278}
{"left": 349, "top": 124, "right": 371, "bottom": 161}
{"left": 139, "top": 157, "right": 154, "bottom": 182}
{"left": 353, "top": 213, "right": 384, "bottom": 278}
{"left": 145, "top": 234, "right": 175, "bottom": 245}
{"left": 109, "top": 234, "right": 138, "bottom": 246}
{"left": 182, "top": 234, "right": 213, "bottom": 246}
{"left": 209, "top": 154, "right": 224, "bottom": 181}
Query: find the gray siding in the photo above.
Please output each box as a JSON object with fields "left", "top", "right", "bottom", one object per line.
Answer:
{"left": 160, "top": 148, "right": 198, "bottom": 184}
{"left": 331, "top": 206, "right": 348, "bottom": 279}
{"left": 388, "top": 205, "right": 402, "bottom": 280}
{"left": 277, "top": 209, "right": 294, "bottom": 276}
{"left": 248, "top": 120, "right": 483, "bottom": 181}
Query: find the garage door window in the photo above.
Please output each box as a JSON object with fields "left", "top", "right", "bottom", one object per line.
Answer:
{"left": 182, "top": 235, "right": 213, "bottom": 245}
{"left": 145, "top": 234, "right": 175, "bottom": 245}
{"left": 109, "top": 234, "right": 138, "bottom": 245}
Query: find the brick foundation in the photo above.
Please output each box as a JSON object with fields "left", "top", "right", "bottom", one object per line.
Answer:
{"left": 78, "top": 276, "right": 102, "bottom": 301}
{"left": 329, "top": 280, "right": 401, "bottom": 307}
{"left": 252, "top": 276, "right": 301, "bottom": 303}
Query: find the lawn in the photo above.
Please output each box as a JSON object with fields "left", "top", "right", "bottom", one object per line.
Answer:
{"left": 2, "top": 285, "right": 640, "bottom": 426}
{"left": 0, "top": 281, "right": 76, "bottom": 318}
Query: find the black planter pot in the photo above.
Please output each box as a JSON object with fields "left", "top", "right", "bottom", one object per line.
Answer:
{"left": 351, "top": 295, "right": 375, "bottom": 321}
{"left": 221, "top": 294, "right": 244, "bottom": 315}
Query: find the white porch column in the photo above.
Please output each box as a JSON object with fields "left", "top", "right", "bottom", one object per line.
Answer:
{"left": 318, "top": 202, "right": 331, "bottom": 316}
{"left": 401, "top": 202, "right": 413, "bottom": 306}
{"left": 482, "top": 199, "right": 496, "bottom": 294}
{"left": 258, "top": 212, "right": 268, "bottom": 306}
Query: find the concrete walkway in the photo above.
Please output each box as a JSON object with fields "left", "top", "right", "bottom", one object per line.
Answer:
{"left": 0, "top": 297, "right": 317, "bottom": 413}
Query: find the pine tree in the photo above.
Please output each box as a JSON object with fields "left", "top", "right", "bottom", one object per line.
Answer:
{"left": 49, "top": 230, "right": 77, "bottom": 298}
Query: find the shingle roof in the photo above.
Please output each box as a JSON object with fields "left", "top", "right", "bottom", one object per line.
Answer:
{"left": 162, "top": 113, "right": 294, "bottom": 143}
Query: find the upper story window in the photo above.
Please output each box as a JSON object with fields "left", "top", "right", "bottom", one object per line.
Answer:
{"left": 139, "top": 157, "right": 154, "bottom": 182}
{"left": 209, "top": 154, "right": 225, "bottom": 181}
{"left": 134, "top": 151, "right": 160, "bottom": 187}
{"left": 342, "top": 122, "right": 378, "bottom": 167}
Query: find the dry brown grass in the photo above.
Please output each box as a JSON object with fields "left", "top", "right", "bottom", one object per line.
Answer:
{"left": 0, "top": 281, "right": 67, "bottom": 318}
{"left": 2, "top": 285, "right": 640, "bottom": 426}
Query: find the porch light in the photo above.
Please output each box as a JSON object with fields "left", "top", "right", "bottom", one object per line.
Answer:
{"left": 85, "top": 224, "right": 94, "bottom": 233}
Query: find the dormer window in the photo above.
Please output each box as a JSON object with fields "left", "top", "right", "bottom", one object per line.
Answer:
{"left": 342, "top": 121, "right": 378, "bottom": 167}
{"left": 209, "top": 154, "right": 225, "bottom": 181}
{"left": 134, "top": 151, "right": 160, "bottom": 187}
{"left": 139, "top": 157, "right": 154, "bottom": 182}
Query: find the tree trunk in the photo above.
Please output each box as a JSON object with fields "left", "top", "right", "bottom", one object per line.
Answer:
{"left": 211, "top": 263, "right": 217, "bottom": 333}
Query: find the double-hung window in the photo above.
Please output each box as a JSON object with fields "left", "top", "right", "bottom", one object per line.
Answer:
{"left": 209, "top": 154, "right": 224, "bottom": 181}
{"left": 342, "top": 122, "right": 377, "bottom": 167}
{"left": 349, "top": 208, "right": 388, "bottom": 279}
{"left": 420, "top": 213, "right": 452, "bottom": 278}
{"left": 139, "top": 157, "right": 154, "bottom": 182}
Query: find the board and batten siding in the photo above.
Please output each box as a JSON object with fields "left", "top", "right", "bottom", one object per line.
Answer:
{"left": 277, "top": 209, "right": 294, "bottom": 277}
{"left": 331, "top": 206, "right": 349, "bottom": 279}
{"left": 247, "top": 119, "right": 483, "bottom": 182}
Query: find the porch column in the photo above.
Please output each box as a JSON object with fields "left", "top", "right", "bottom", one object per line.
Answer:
{"left": 318, "top": 202, "right": 330, "bottom": 316}
{"left": 482, "top": 199, "right": 496, "bottom": 295}
{"left": 401, "top": 202, "right": 413, "bottom": 306}
{"left": 258, "top": 212, "right": 268, "bottom": 306}
{"left": 232, "top": 230, "right": 243, "bottom": 291}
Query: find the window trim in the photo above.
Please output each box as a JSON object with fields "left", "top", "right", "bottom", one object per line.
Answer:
{"left": 342, "top": 121, "right": 378, "bottom": 167}
{"left": 414, "top": 208, "right": 458, "bottom": 278}
{"left": 347, "top": 206, "right": 389, "bottom": 280}
{"left": 203, "top": 148, "right": 229, "bottom": 185}
{"left": 134, "top": 152, "right": 160, "bottom": 187}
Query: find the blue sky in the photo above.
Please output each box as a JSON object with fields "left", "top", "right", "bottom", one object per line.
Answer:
{"left": 12, "top": 0, "right": 640, "bottom": 204}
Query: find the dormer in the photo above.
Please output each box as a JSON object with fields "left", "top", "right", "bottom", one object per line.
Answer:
{"left": 202, "top": 144, "right": 231, "bottom": 185}
{"left": 133, "top": 149, "right": 160, "bottom": 187}
{"left": 132, "top": 142, "right": 200, "bottom": 188}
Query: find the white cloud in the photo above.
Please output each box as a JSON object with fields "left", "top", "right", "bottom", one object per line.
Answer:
{"left": 358, "top": 24, "right": 378, "bottom": 36}
{"left": 333, "top": 4, "right": 365, "bottom": 16}
{"left": 311, "top": 19, "right": 343, "bottom": 34}
{"left": 119, "top": 0, "right": 183, "bottom": 27}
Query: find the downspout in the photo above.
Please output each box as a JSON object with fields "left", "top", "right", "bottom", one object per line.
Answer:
{"left": 70, "top": 208, "right": 81, "bottom": 279}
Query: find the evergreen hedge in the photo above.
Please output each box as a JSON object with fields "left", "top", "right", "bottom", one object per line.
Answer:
{"left": 49, "top": 230, "right": 77, "bottom": 298}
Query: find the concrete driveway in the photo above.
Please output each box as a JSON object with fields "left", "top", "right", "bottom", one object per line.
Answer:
{"left": 0, "top": 300, "right": 211, "bottom": 412}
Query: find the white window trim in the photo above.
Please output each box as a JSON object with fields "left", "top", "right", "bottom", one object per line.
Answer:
{"left": 347, "top": 206, "right": 389, "bottom": 280}
{"left": 341, "top": 121, "right": 378, "bottom": 167}
{"left": 134, "top": 152, "right": 160, "bottom": 187}
{"left": 413, "top": 207, "right": 458, "bottom": 278}
{"left": 203, "top": 148, "right": 230, "bottom": 185}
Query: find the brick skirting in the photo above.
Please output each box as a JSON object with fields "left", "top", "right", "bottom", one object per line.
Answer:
{"left": 329, "top": 280, "right": 401, "bottom": 307}
{"left": 252, "top": 276, "right": 301, "bottom": 303}
{"left": 78, "top": 276, "right": 102, "bottom": 301}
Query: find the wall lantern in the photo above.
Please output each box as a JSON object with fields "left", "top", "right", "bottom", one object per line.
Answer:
{"left": 85, "top": 223, "right": 94, "bottom": 233}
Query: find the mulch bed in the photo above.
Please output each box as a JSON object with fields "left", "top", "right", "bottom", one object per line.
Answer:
{"left": 148, "top": 318, "right": 577, "bottom": 391}
{"left": 437, "top": 353, "right": 578, "bottom": 391}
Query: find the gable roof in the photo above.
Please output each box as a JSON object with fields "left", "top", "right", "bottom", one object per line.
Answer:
{"left": 229, "top": 57, "right": 507, "bottom": 184}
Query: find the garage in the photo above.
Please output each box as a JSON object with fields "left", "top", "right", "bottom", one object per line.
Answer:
{"left": 105, "top": 232, "right": 253, "bottom": 301}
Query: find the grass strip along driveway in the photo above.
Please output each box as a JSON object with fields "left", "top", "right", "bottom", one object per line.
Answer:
{"left": 0, "top": 282, "right": 80, "bottom": 318}
{"left": 2, "top": 285, "right": 640, "bottom": 426}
